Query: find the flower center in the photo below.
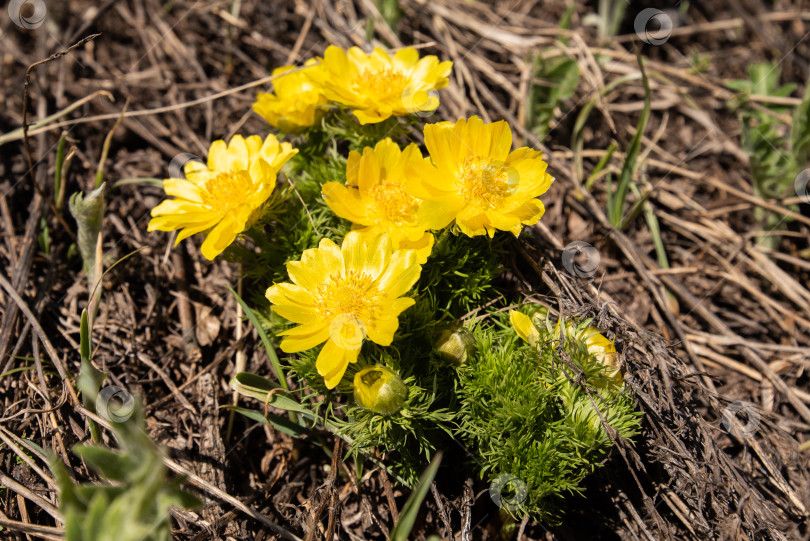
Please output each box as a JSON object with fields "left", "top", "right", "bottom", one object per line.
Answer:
{"left": 316, "top": 269, "right": 380, "bottom": 321}
{"left": 351, "top": 68, "right": 408, "bottom": 100}
{"left": 201, "top": 170, "right": 254, "bottom": 214}
{"left": 316, "top": 270, "right": 380, "bottom": 349}
{"left": 457, "top": 156, "right": 517, "bottom": 209}
{"left": 369, "top": 180, "right": 420, "bottom": 224}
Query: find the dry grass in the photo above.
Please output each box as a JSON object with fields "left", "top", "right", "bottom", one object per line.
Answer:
{"left": 0, "top": 0, "right": 808, "bottom": 539}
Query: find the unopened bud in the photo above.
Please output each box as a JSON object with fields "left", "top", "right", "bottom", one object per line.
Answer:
{"left": 509, "top": 311, "right": 540, "bottom": 347}
{"left": 557, "top": 323, "right": 623, "bottom": 387}
{"left": 353, "top": 366, "right": 407, "bottom": 415}
{"left": 434, "top": 328, "right": 475, "bottom": 366}
{"left": 581, "top": 328, "right": 622, "bottom": 386}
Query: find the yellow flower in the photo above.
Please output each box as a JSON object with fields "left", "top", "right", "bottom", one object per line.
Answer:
{"left": 322, "top": 138, "right": 434, "bottom": 263}
{"left": 407, "top": 116, "right": 554, "bottom": 237}
{"left": 306, "top": 45, "right": 452, "bottom": 124}
{"left": 509, "top": 311, "right": 540, "bottom": 347}
{"left": 148, "top": 135, "right": 297, "bottom": 260}
{"left": 253, "top": 60, "right": 329, "bottom": 132}
{"left": 353, "top": 365, "right": 407, "bottom": 415}
{"left": 265, "top": 232, "right": 422, "bottom": 389}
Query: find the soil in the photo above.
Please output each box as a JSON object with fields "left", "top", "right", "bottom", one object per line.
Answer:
{"left": 1, "top": 0, "right": 809, "bottom": 539}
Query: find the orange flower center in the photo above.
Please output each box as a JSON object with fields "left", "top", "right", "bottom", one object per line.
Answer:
{"left": 351, "top": 68, "right": 408, "bottom": 100}
{"left": 457, "top": 156, "right": 517, "bottom": 209}
{"left": 369, "top": 180, "right": 420, "bottom": 224}
{"left": 201, "top": 170, "right": 254, "bottom": 214}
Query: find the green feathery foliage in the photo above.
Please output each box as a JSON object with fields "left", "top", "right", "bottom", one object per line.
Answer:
{"left": 455, "top": 311, "right": 641, "bottom": 523}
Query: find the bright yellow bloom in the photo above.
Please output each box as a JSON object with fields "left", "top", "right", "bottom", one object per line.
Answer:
{"left": 265, "top": 232, "right": 422, "bottom": 389}
{"left": 509, "top": 311, "right": 540, "bottom": 347}
{"left": 322, "top": 138, "right": 434, "bottom": 263}
{"left": 407, "top": 116, "right": 554, "bottom": 237}
{"left": 253, "top": 60, "right": 329, "bottom": 132}
{"left": 148, "top": 135, "right": 297, "bottom": 260}
{"left": 306, "top": 45, "right": 452, "bottom": 124}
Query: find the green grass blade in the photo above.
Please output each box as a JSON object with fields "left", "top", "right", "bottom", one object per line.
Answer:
{"left": 584, "top": 141, "right": 617, "bottom": 191}
{"left": 610, "top": 55, "right": 651, "bottom": 227}
{"left": 229, "top": 373, "right": 309, "bottom": 414}
{"left": 54, "top": 133, "right": 66, "bottom": 208}
{"left": 228, "top": 287, "right": 289, "bottom": 390}
{"left": 390, "top": 451, "right": 443, "bottom": 541}
{"left": 223, "top": 405, "right": 309, "bottom": 438}
{"left": 78, "top": 308, "right": 105, "bottom": 442}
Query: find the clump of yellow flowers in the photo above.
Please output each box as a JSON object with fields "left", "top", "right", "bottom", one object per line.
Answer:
{"left": 147, "top": 42, "right": 639, "bottom": 519}
{"left": 149, "top": 45, "right": 555, "bottom": 389}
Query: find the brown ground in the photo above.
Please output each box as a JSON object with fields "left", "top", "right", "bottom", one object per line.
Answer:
{"left": 1, "top": 0, "right": 809, "bottom": 539}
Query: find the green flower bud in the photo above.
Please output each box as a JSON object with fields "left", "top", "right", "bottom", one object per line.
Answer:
{"left": 434, "top": 327, "right": 475, "bottom": 366}
{"left": 353, "top": 366, "right": 407, "bottom": 415}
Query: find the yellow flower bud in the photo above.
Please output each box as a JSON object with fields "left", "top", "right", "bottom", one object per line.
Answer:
{"left": 556, "top": 323, "right": 623, "bottom": 387}
{"left": 353, "top": 366, "right": 407, "bottom": 415}
{"left": 434, "top": 327, "right": 475, "bottom": 366}
{"left": 509, "top": 311, "right": 540, "bottom": 347}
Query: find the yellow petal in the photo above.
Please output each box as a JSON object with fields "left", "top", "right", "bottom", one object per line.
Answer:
{"left": 455, "top": 207, "right": 491, "bottom": 237}
{"left": 279, "top": 325, "right": 330, "bottom": 353}
{"left": 367, "top": 316, "right": 400, "bottom": 346}
{"left": 417, "top": 195, "right": 465, "bottom": 230}
{"left": 511, "top": 198, "right": 546, "bottom": 225}
{"left": 268, "top": 282, "right": 315, "bottom": 306}
{"left": 225, "top": 135, "right": 249, "bottom": 171}
{"left": 316, "top": 339, "right": 358, "bottom": 389}
{"left": 353, "top": 108, "right": 389, "bottom": 125}
{"left": 484, "top": 210, "right": 523, "bottom": 237}
{"left": 396, "top": 231, "right": 434, "bottom": 264}
{"left": 207, "top": 140, "right": 228, "bottom": 171}
{"left": 162, "top": 179, "right": 204, "bottom": 203}
{"left": 287, "top": 240, "right": 344, "bottom": 289}
{"left": 509, "top": 311, "right": 540, "bottom": 347}
{"left": 470, "top": 118, "right": 512, "bottom": 160}
{"left": 271, "top": 304, "right": 318, "bottom": 324}
{"left": 199, "top": 214, "right": 243, "bottom": 260}
{"left": 322, "top": 182, "right": 369, "bottom": 224}
{"left": 389, "top": 296, "right": 415, "bottom": 316}
{"left": 174, "top": 220, "right": 218, "bottom": 243}
{"left": 355, "top": 232, "right": 391, "bottom": 278}
{"left": 375, "top": 250, "right": 420, "bottom": 299}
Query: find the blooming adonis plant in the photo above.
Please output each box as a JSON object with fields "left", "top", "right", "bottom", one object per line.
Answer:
{"left": 147, "top": 42, "right": 640, "bottom": 523}
{"left": 265, "top": 232, "right": 421, "bottom": 388}
{"left": 307, "top": 45, "right": 453, "bottom": 123}
{"left": 253, "top": 60, "right": 329, "bottom": 132}
{"left": 148, "top": 134, "right": 296, "bottom": 259}
{"left": 322, "top": 138, "right": 434, "bottom": 263}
